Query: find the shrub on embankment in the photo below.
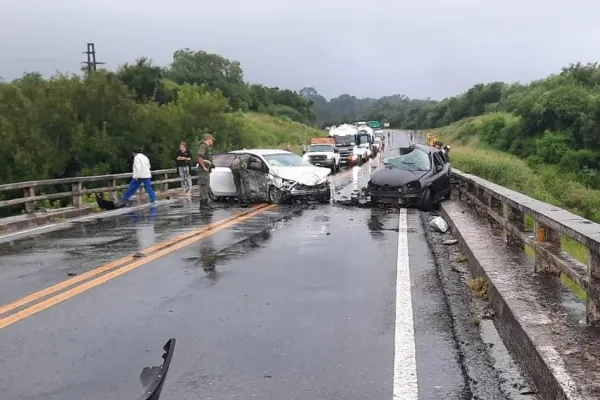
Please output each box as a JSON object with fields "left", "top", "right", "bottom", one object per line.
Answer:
{"left": 0, "top": 49, "right": 321, "bottom": 185}
{"left": 432, "top": 121, "right": 600, "bottom": 223}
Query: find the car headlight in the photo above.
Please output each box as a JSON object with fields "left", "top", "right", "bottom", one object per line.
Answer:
{"left": 402, "top": 181, "right": 420, "bottom": 192}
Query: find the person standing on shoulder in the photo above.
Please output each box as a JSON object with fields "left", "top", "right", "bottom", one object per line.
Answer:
{"left": 119, "top": 147, "right": 156, "bottom": 206}
{"left": 175, "top": 142, "right": 193, "bottom": 196}
{"left": 197, "top": 133, "right": 215, "bottom": 210}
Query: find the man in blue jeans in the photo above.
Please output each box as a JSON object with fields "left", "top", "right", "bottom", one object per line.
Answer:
{"left": 118, "top": 147, "right": 157, "bottom": 206}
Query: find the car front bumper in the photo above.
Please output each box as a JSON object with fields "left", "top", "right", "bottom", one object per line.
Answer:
{"left": 367, "top": 190, "right": 421, "bottom": 205}
{"left": 288, "top": 183, "right": 331, "bottom": 197}
{"left": 341, "top": 156, "right": 360, "bottom": 164}
{"left": 308, "top": 159, "right": 335, "bottom": 168}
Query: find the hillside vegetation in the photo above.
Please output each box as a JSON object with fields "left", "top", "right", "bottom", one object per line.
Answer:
{"left": 306, "top": 63, "right": 600, "bottom": 188}
{"left": 0, "top": 49, "right": 320, "bottom": 184}
{"left": 303, "top": 63, "right": 600, "bottom": 221}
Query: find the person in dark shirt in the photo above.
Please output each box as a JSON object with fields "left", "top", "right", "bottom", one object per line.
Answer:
{"left": 175, "top": 142, "right": 193, "bottom": 196}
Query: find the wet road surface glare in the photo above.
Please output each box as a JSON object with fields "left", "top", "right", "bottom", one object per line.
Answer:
{"left": 0, "top": 131, "right": 537, "bottom": 400}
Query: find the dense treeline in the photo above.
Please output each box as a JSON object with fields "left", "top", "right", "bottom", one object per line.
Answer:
{"left": 303, "top": 62, "right": 600, "bottom": 189}
{"left": 0, "top": 49, "right": 316, "bottom": 184}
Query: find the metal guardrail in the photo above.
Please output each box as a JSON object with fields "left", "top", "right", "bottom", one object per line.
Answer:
{"left": 0, "top": 169, "right": 194, "bottom": 213}
{"left": 452, "top": 169, "right": 600, "bottom": 325}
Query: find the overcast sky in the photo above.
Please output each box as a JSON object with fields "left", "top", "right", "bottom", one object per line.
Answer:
{"left": 1, "top": 0, "right": 599, "bottom": 100}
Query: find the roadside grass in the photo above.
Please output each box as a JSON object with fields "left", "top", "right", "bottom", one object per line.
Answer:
{"left": 239, "top": 113, "right": 325, "bottom": 152}
{"left": 431, "top": 119, "right": 600, "bottom": 299}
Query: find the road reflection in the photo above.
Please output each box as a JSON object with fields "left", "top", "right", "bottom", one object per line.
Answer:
{"left": 197, "top": 210, "right": 220, "bottom": 285}
{"left": 127, "top": 205, "right": 158, "bottom": 250}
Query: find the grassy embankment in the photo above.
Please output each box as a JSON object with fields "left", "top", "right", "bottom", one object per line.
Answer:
{"left": 429, "top": 115, "right": 600, "bottom": 299}
{"left": 239, "top": 112, "right": 324, "bottom": 154}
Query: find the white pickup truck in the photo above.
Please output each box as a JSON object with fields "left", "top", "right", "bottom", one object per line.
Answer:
{"left": 302, "top": 138, "right": 341, "bottom": 173}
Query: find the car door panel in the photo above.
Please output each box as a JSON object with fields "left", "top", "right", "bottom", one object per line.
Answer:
{"left": 431, "top": 153, "right": 445, "bottom": 201}
{"left": 246, "top": 159, "right": 270, "bottom": 200}
{"left": 437, "top": 151, "right": 451, "bottom": 195}
{"left": 210, "top": 167, "right": 236, "bottom": 196}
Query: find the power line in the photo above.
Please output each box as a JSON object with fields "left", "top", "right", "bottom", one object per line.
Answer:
{"left": 81, "top": 43, "right": 105, "bottom": 73}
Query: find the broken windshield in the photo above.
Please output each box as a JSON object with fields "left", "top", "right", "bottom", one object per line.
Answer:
{"left": 383, "top": 148, "right": 431, "bottom": 171}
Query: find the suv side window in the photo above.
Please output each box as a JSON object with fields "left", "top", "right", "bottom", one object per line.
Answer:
{"left": 437, "top": 151, "right": 448, "bottom": 164}
{"left": 433, "top": 153, "right": 444, "bottom": 169}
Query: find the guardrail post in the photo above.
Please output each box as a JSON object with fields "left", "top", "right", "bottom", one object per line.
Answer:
{"left": 533, "top": 221, "right": 560, "bottom": 274}
{"left": 465, "top": 181, "right": 475, "bottom": 206}
{"left": 502, "top": 203, "right": 523, "bottom": 246}
{"left": 111, "top": 179, "right": 118, "bottom": 203}
{"left": 71, "top": 182, "right": 82, "bottom": 208}
{"left": 587, "top": 250, "right": 600, "bottom": 325}
{"left": 490, "top": 196, "right": 502, "bottom": 212}
{"left": 161, "top": 172, "right": 169, "bottom": 192}
{"left": 24, "top": 186, "right": 35, "bottom": 213}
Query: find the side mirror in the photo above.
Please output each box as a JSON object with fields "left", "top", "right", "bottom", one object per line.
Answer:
{"left": 302, "top": 150, "right": 306, "bottom": 155}
{"left": 334, "top": 148, "right": 339, "bottom": 153}
{"left": 435, "top": 164, "right": 443, "bottom": 173}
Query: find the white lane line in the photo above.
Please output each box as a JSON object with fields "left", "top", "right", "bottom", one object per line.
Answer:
{"left": 393, "top": 208, "right": 419, "bottom": 399}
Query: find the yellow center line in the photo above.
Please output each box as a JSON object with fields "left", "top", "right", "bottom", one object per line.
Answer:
{"left": 0, "top": 204, "right": 276, "bottom": 330}
{"left": 0, "top": 203, "right": 269, "bottom": 317}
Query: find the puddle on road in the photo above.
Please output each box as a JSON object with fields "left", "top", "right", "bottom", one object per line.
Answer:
{"left": 184, "top": 213, "right": 284, "bottom": 284}
{"left": 480, "top": 319, "right": 539, "bottom": 399}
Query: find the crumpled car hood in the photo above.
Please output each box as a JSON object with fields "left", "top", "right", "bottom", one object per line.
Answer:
{"left": 271, "top": 166, "right": 331, "bottom": 186}
{"left": 370, "top": 168, "right": 428, "bottom": 186}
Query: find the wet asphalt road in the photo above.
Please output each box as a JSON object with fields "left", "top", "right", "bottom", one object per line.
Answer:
{"left": 0, "top": 131, "right": 531, "bottom": 400}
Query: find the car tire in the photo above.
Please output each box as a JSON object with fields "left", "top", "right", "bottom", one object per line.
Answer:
{"left": 420, "top": 188, "right": 433, "bottom": 211}
{"left": 444, "top": 188, "right": 451, "bottom": 200}
{"left": 208, "top": 188, "right": 218, "bottom": 202}
{"left": 268, "top": 186, "right": 285, "bottom": 204}
{"left": 319, "top": 189, "right": 331, "bottom": 204}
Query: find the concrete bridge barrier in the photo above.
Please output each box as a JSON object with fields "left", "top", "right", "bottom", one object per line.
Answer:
{"left": 444, "top": 169, "right": 600, "bottom": 399}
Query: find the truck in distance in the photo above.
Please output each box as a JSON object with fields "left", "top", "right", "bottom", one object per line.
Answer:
{"left": 302, "top": 137, "right": 341, "bottom": 173}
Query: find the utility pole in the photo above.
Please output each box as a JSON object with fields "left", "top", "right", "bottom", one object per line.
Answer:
{"left": 81, "top": 43, "right": 105, "bottom": 73}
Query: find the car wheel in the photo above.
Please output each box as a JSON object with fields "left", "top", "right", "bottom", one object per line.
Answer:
{"left": 419, "top": 188, "right": 433, "bottom": 211}
{"left": 444, "top": 188, "right": 451, "bottom": 200}
{"left": 318, "top": 189, "right": 331, "bottom": 204}
{"left": 208, "top": 188, "right": 218, "bottom": 202}
{"left": 268, "top": 186, "right": 285, "bottom": 204}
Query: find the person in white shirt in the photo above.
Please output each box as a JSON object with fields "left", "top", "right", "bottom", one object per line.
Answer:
{"left": 119, "top": 147, "right": 157, "bottom": 205}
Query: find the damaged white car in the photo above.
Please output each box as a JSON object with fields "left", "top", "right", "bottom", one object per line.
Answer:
{"left": 209, "top": 149, "right": 332, "bottom": 204}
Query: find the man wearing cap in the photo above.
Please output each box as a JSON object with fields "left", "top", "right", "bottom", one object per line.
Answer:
{"left": 197, "top": 133, "right": 215, "bottom": 209}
